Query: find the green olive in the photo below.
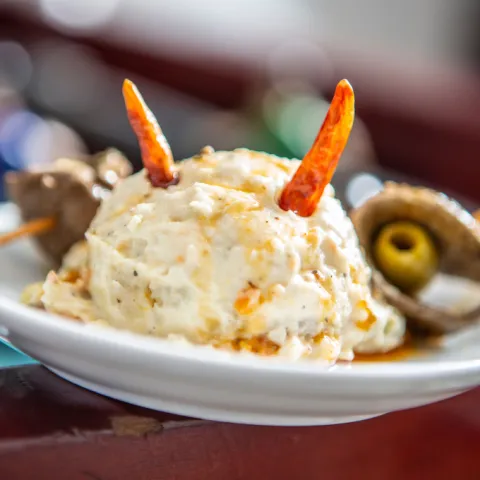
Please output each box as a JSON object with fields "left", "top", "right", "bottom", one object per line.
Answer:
{"left": 372, "top": 221, "right": 439, "bottom": 293}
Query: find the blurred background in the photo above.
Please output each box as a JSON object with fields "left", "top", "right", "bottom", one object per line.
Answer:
{"left": 0, "top": 0, "right": 480, "bottom": 201}
{"left": 1, "top": 0, "right": 480, "bottom": 364}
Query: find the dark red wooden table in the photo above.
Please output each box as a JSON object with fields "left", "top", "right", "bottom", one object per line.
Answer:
{"left": 0, "top": 365, "right": 479, "bottom": 480}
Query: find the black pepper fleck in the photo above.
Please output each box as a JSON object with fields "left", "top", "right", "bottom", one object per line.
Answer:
{"left": 117, "top": 298, "right": 121, "bottom": 304}
{"left": 133, "top": 270, "right": 138, "bottom": 276}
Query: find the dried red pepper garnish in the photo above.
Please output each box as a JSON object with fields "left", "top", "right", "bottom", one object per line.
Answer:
{"left": 279, "top": 79, "right": 355, "bottom": 217}
{"left": 122, "top": 79, "right": 178, "bottom": 188}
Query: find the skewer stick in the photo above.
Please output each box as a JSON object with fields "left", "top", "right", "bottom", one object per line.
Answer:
{"left": 0, "top": 216, "right": 55, "bottom": 247}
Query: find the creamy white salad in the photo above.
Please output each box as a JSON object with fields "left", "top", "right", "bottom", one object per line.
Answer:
{"left": 23, "top": 148, "right": 405, "bottom": 362}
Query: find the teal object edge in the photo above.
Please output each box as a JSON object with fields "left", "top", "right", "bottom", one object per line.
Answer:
{"left": 0, "top": 338, "right": 36, "bottom": 367}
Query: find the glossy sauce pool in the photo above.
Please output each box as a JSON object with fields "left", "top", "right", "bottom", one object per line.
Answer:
{"left": 352, "top": 333, "right": 440, "bottom": 362}
{"left": 353, "top": 343, "right": 420, "bottom": 362}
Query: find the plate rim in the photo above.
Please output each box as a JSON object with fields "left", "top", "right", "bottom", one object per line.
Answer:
{"left": 2, "top": 294, "right": 480, "bottom": 381}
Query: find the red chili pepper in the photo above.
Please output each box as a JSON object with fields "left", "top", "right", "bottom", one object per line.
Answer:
{"left": 279, "top": 79, "right": 355, "bottom": 217}
{"left": 122, "top": 79, "right": 178, "bottom": 188}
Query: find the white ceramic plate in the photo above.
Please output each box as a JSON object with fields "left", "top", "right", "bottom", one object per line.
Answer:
{"left": 1, "top": 203, "right": 480, "bottom": 426}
